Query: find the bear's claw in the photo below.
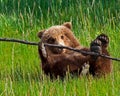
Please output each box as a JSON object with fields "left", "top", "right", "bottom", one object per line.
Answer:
{"left": 96, "top": 34, "right": 109, "bottom": 48}
{"left": 90, "top": 34, "right": 109, "bottom": 60}
{"left": 90, "top": 39, "right": 102, "bottom": 54}
{"left": 91, "top": 39, "right": 101, "bottom": 47}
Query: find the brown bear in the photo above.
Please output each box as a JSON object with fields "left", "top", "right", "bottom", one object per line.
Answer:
{"left": 37, "top": 22, "right": 112, "bottom": 78}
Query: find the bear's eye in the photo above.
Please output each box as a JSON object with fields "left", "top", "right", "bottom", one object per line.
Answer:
{"left": 61, "top": 35, "right": 64, "bottom": 39}
{"left": 47, "top": 38, "right": 55, "bottom": 43}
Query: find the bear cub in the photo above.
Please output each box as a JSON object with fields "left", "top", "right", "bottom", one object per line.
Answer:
{"left": 37, "top": 22, "right": 112, "bottom": 78}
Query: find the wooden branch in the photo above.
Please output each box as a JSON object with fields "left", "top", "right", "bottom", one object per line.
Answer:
{"left": 0, "top": 38, "right": 120, "bottom": 61}
{"left": 0, "top": 38, "right": 38, "bottom": 45}
{"left": 44, "top": 43, "right": 120, "bottom": 61}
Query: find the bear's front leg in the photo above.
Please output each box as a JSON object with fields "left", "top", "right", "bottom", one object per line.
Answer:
{"left": 89, "top": 34, "right": 112, "bottom": 77}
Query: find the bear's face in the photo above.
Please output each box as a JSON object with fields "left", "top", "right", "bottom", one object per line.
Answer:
{"left": 38, "top": 22, "right": 74, "bottom": 54}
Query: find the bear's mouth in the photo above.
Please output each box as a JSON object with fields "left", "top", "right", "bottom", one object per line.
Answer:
{"left": 47, "top": 40, "right": 65, "bottom": 54}
{"left": 51, "top": 47, "right": 63, "bottom": 54}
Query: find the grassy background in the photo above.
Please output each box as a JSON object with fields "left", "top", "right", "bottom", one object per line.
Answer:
{"left": 0, "top": 0, "right": 120, "bottom": 96}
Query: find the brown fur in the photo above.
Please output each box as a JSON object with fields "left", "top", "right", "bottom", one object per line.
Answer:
{"left": 89, "top": 35, "right": 112, "bottom": 77}
{"left": 38, "top": 22, "right": 112, "bottom": 78}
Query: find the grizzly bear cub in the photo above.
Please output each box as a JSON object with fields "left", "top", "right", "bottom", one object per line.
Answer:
{"left": 37, "top": 22, "right": 112, "bottom": 78}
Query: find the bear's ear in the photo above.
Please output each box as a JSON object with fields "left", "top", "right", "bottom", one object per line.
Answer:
{"left": 37, "top": 30, "right": 46, "bottom": 38}
{"left": 63, "top": 22, "right": 72, "bottom": 29}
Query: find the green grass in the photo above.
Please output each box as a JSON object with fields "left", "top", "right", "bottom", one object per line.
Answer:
{"left": 0, "top": 0, "right": 120, "bottom": 96}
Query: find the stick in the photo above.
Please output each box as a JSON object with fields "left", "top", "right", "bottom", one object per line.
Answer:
{"left": 0, "top": 38, "right": 38, "bottom": 45}
{"left": 44, "top": 43, "right": 120, "bottom": 61}
{"left": 0, "top": 38, "right": 120, "bottom": 61}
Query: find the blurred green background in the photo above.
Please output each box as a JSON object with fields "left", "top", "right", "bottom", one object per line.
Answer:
{"left": 0, "top": 0, "right": 120, "bottom": 96}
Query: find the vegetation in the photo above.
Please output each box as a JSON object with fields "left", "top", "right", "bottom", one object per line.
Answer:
{"left": 0, "top": 0, "right": 120, "bottom": 96}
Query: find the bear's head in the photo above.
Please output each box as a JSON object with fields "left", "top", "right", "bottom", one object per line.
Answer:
{"left": 38, "top": 22, "right": 79, "bottom": 54}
